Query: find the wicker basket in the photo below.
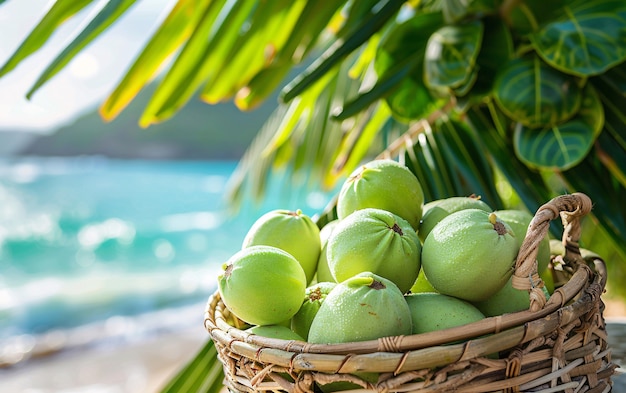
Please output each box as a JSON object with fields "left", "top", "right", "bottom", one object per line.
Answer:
{"left": 205, "top": 193, "right": 617, "bottom": 392}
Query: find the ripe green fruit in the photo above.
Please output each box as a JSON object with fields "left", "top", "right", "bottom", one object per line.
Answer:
{"left": 243, "top": 209, "right": 321, "bottom": 284}
{"left": 493, "top": 209, "right": 550, "bottom": 274}
{"left": 315, "top": 220, "right": 339, "bottom": 283}
{"left": 472, "top": 276, "right": 551, "bottom": 317}
{"left": 405, "top": 292, "right": 485, "bottom": 334}
{"left": 337, "top": 159, "right": 424, "bottom": 230}
{"left": 419, "top": 196, "right": 492, "bottom": 243}
{"left": 218, "top": 245, "right": 307, "bottom": 326}
{"left": 422, "top": 209, "right": 518, "bottom": 302}
{"left": 327, "top": 208, "right": 421, "bottom": 293}
{"left": 308, "top": 272, "right": 412, "bottom": 344}
{"left": 291, "top": 282, "right": 337, "bottom": 340}
{"left": 246, "top": 325, "right": 305, "bottom": 341}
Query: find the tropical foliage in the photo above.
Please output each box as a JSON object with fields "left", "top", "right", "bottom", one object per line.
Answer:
{"left": 2, "top": 0, "right": 626, "bottom": 392}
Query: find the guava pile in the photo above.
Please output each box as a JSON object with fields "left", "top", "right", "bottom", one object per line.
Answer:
{"left": 216, "top": 159, "right": 555, "bottom": 348}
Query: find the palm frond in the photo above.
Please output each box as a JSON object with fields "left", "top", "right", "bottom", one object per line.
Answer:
{"left": 27, "top": 0, "right": 138, "bottom": 99}
{"left": 280, "top": 0, "right": 405, "bottom": 103}
{"left": 159, "top": 339, "right": 224, "bottom": 393}
{"left": 100, "top": 0, "right": 211, "bottom": 120}
{"left": 0, "top": 0, "right": 95, "bottom": 77}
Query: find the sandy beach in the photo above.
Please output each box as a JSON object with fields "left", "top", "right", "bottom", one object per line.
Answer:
{"left": 1, "top": 299, "right": 625, "bottom": 393}
{"left": 0, "top": 326, "right": 207, "bottom": 393}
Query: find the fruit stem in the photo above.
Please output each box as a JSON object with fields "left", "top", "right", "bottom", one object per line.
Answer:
{"left": 222, "top": 263, "right": 233, "bottom": 277}
{"left": 489, "top": 213, "right": 509, "bottom": 236}
{"left": 488, "top": 212, "right": 498, "bottom": 225}
{"left": 348, "top": 276, "right": 375, "bottom": 287}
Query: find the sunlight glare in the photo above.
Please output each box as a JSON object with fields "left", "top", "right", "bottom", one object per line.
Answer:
{"left": 69, "top": 53, "right": 100, "bottom": 80}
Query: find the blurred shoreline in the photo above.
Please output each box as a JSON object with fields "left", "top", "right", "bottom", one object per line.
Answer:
{"left": 0, "top": 325, "right": 207, "bottom": 393}
{"left": 0, "top": 301, "right": 210, "bottom": 392}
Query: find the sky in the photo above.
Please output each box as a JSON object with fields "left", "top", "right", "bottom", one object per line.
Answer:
{"left": 0, "top": 0, "right": 173, "bottom": 133}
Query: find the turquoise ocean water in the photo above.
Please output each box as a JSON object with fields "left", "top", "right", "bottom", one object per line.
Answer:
{"left": 0, "top": 157, "right": 333, "bottom": 359}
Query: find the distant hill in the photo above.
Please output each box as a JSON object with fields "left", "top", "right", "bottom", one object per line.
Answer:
{"left": 0, "top": 130, "right": 37, "bottom": 155}
{"left": 19, "top": 85, "right": 278, "bottom": 160}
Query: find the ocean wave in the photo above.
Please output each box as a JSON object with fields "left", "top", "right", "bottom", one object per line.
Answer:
{"left": 0, "top": 265, "right": 221, "bottom": 339}
{"left": 0, "top": 301, "right": 211, "bottom": 368}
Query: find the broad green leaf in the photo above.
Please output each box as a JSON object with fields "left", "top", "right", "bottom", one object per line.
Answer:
{"left": 0, "top": 0, "right": 94, "bottom": 77}
{"left": 26, "top": 0, "right": 137, "bottom": 99}
{"left": 100, "top": 0, "right": 212, "bottom": 121}
{"left": 513, "top": 85, "right": 604, "bottom": 170}
{"left": 280, "top": 0, "right": 404, "bottom": 103}
{"left": 200, "top": 0, "right": 305, "bottom": 103}
{"left": 452, "top": 69, "right": 478, "bottom": 101}
{"left": 159, "top": 339, "right": 224, "bottom": 393}
{"left": 424, "top": 20, "right": 483, "bottom": 90}
{"left": 454, "top": 18, "right": 512, "bottom": 110}
{"left": 439, "top": 0, "right": 500, "bottom": 24}
{"left": 493, "top": 55, "right": 582, "bottom": 129}
{"left": 140, "top": 0, "right": 254, "bottom": 126}
{"left": 458, "top": 17, "right": 512, "bottom": 103}
{"left": 385, "top": 66, "right": 448, "bottom": 122}
{"left": 375, "top": 11, "right": 446, "bottom": 121}
{"left": 530, "top": 0, "right": 626, "bottom": 77}
{"left": 504, "top": 0, "right": 567, "bottom": 36}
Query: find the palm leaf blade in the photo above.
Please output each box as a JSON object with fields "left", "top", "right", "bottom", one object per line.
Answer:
{"left": 0, "top": 0, "right": 94, "bottom": 77}
{"left": 26, "top": 0, "right": 138, "bottom": 99}
{"left": 159, "top": 339, "right": 224, "bottom": 393}
{"left": 100, "top": 0, "right": 212, "bottom": 120}
{"left": 280, "top": 0, "right": 405, "bottom": 103}
{"left": 140, "top": 0, "right": 255, "bottom": 126}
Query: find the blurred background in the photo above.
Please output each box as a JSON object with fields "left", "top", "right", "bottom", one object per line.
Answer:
{"left": 1, "top": 1, "right": 625, "bottom": 392}
{"left": 0, "top": 1, "right": 336, "bottom": 391}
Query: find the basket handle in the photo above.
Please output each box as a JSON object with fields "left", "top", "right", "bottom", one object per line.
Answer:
{"left": 511, "top": 192, "right": 593, "bottom": 312}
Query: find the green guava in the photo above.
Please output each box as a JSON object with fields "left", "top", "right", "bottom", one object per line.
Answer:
{"left": 405, "top": 292, "right": 485, "bottom": 334}
{"left": 418, "top": 196, "right": 492, "bottom": 243}
{"left": 409, "top": 268, "right": 437, "bottom": 293}
{"left": 421, "top": 209, "right": 518, "bottom": 302}
{"left": 472, "top": 276, "right": 552, "bottom": 317}
{"left": 291, "top": 282, "right": 337, "bottom": 340}
{"left": 315, "top": 220, "right": 339, "bottom": 283}
{"left": 242, "top": 209, "right": 321, "bottom": 284}
{"left": 218, "top": 245, "right": 307, "bottom": 326}
{"left": 336, "top": 159, "right": 424, "bottom": 230}
{"left": 421, "top": 199, "right": 442, "bottom": 216}
{"left": 308, "top": 272, "right": 412, "bottom": 344}
{"left": 246, "top": 325, "right": 305, "bottom": 341}
{"left": 493, "top": 209, "right": 550, "bottom": 274}
{"left": 327, "top": 208, "right": 421, "bottom": 293}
